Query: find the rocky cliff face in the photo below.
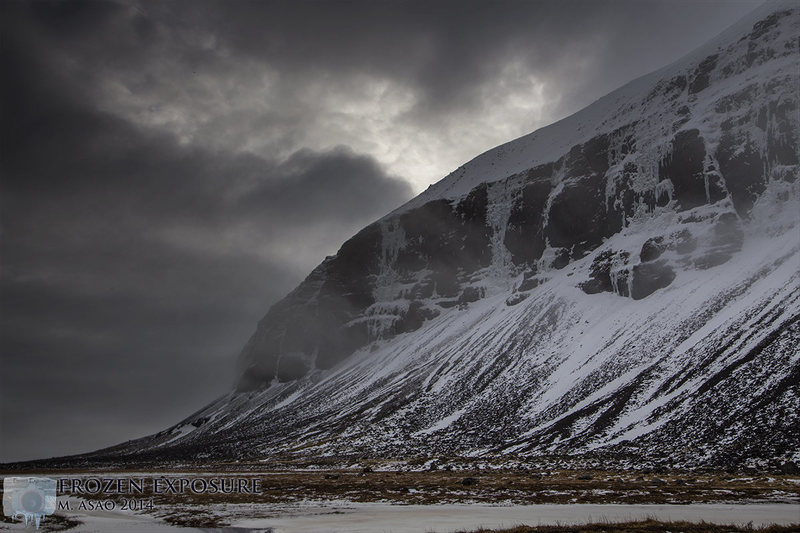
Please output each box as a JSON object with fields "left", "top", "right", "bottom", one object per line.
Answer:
{"left": 97, "top": 2, "right": 799, "bottom": 469}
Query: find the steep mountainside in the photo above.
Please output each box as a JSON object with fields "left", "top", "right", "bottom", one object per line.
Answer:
{"left": 98, "top": 2, "right": 798, "bottom": 469}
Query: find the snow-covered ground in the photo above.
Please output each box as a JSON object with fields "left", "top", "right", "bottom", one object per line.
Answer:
{"left": 233, "top": 502, "right": 800, "bottom": 532}
{"left": 2, "top": 501, "right": 798, "bottom": 532}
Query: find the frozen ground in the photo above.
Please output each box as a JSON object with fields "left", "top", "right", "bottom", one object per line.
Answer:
{"left": 233, "top": 502, "right": 800, "bottom": 532}
{"left": 1, "top": 501, "right": 798, "bottom": 532}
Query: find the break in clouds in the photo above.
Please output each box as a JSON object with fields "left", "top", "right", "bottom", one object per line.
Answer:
{"left": 0, "top": 0, "right": 759, "bottom": 462}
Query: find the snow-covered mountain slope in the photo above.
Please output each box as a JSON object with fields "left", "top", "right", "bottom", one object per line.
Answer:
{"left": 96, "top": 2, "right": 799, "bottom": 469}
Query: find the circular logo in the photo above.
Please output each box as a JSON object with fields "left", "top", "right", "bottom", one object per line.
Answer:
{"left": 20, "top": 490, "right": 44, "bottom": 513}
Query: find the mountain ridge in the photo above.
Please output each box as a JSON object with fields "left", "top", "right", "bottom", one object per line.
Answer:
{"left": 31, "top": 1, "right": 799, "bottom": 470}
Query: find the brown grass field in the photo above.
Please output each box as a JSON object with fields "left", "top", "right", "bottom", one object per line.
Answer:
{"left": 2, "top": 465, "right": 797, "bottom": 530}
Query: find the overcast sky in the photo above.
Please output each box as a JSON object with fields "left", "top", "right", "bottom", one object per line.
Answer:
{"left": 0, "top": 0, "right": 762, "bottom": 463}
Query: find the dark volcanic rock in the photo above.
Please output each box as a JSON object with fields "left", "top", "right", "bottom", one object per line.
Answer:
{"left": 579, "top": 250, "right": 630, "bottom": 296}
{"left": 517, "top": 268, "right": 542, "bottom": 292}
{"left": 659, "top": 129, "right": 710, "bottom": 211}
{"left": 397, "top": 185, "right": 492, "bottom": 295}
{"left": 767, "top": 96, "right": 799, "bottom": 167}
{"left": 547, "top": 173, "right": 608, "bottom": 258}
{"left": 458, "top": 286, "right": 485, "bottom": 305}
{"left": 396, "top": 301, "right": 440, "bottom": 334}
{"left": 640, "top": 237, "right": 667, "bottom": 262}
{"left": 582, "top": 251, "right": 675, "bottom": 300}
{"left": 605, "top": 162, "right": 640, "bottom": 233}
{"left": 688, "top": 53, "right": 718, "bottom": 94}
{"left": 543, "top": 134, "right": 615, "bottom": 258}
{"left": 551, "top": 248, "right": 572, "bottom": 270}
{"left": 751, "top": 10, "right": 789, "bottom": 40}
{"left": 640, "top": 229, "right": 698, "bottom": 262}
{"left": 717, "top": 132, "right": 766, "bottom": 217}
{"left": 631, "top": 260, "right": 676, "bottom": 300}
{"left": 580, "top": 250, "right": 616, "bottom": 295}
{"left": 504, "top": 172, "right": 553, "bottom": 265}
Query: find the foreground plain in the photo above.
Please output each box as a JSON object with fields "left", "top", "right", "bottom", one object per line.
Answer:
{"left": 1, "top": 466, "right": 798, "bottom": 531}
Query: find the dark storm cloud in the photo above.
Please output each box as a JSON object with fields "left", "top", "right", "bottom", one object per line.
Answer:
{"left": 5, "top": 0, "right": 761, "bottom": 189}
{"left": 0, "top": 0, "right": 761, "bottom": 462}
{"left": 139, "top": 0, "right": 761, "bottom": 117}
{"left": 0, "top": 1, "right": 411, "bottom": 461}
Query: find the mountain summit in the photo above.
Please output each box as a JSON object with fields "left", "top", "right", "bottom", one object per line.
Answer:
{"left": 103, "top": 2, "right": 798, "bottom": 469}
